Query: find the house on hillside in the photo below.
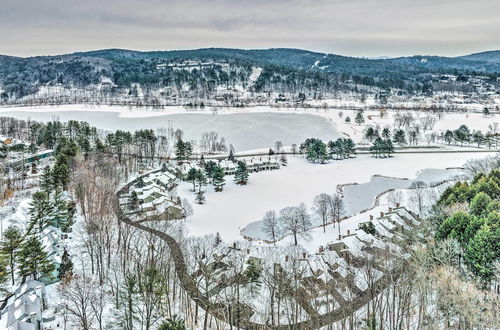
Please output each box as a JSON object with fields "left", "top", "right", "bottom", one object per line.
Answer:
{"left": 0, "top": 280, "right": 46, "bottom": 330}
{"left": 128, "top": 169, "right": 184, "bottom": 221}
{"left": 39, "top": 226, "right": 67, "bottom": 284}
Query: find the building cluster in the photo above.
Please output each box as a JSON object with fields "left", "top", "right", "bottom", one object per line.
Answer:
{"left": 0, "top": 215, "right": 70, "bottom": 329}
{"left": 120, "top": 167, "right": 184, "bottom": 221}
{"left": 274, "top": 207, "right": 419, "bottom": 320}
{"left": 179, "top": 156, "right": 281, "bottom": 177}
{"left": 0, "top": 280, "right": 56, "bottom": 330}
{"left": 196, "top": 207, "right": 420, "bottom": 326}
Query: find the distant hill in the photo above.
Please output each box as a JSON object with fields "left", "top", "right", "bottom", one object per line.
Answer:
{"left": 0, "top": 48, "right": 498, "bottom": 101}
{"left": 70, "top": 48, "right": 500, "bottom": 74}
{"left": 458, "top": 50, "right": 500, "bottom": 64}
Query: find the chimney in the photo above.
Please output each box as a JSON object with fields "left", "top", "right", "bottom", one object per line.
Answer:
{"left": 303, "top": 252, "right": 307, "bottom": 259}
{"left": 233, "top": 242, "right": 237, "bottom": 249}
{"left": 347, "top": 230, "right": 350, "bottom": 235}
{"left": 285, "top": 255, "right": 289, "bottom": 262}
{"left": 246, "top": 249, "right": 250, "bottom": 254}
{"left": 338, "top": 235, "right": 342, "bottom": 240}
{"left": 369, "top": 215, "right": 374, "bottom": 220}
{"left": 380, "top": 212, "right": 384, "bottom": 217}
{"left": 396, "top": 202, "right": 400, "bottom": 207}
{"left": 389, "top": 207, "right": 393, "bottom": 212}
{"left": 319, "top": 246, "right": 324, "bottom": 253}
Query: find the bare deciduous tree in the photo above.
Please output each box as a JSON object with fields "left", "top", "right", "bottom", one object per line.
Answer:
{"left": 280, "top": 206, "right": 311, "bottom": 246}
{"left": 262, "top": 210, "right": 280, "bottom": 244}
{"left": 313, "top": 193, "right": 332, "bottom": 233}
{"left": 59, "top": 274, "right": 98, "bottom": 330}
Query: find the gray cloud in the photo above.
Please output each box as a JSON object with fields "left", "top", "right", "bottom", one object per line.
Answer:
{"left": 0, "top": 0, "right": 498, "bottom": 57}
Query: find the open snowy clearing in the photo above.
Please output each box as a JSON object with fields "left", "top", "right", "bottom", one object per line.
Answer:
{"left": 178, "top": 152, "right": 492, "bottom": 241}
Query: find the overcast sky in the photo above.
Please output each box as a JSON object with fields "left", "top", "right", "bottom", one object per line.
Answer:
{"left": 1, "top": 0, "right": 498, "bottom": 58}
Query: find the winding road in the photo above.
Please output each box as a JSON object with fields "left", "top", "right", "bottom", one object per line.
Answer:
{"left": 114, "top": 171, "right": 409, "bottom": 329}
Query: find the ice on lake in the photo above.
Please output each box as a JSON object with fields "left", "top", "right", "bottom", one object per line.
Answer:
{"left": 0, "top": 110, "right": 340, "bottom": 151}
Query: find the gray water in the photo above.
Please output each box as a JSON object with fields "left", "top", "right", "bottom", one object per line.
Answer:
{"left": 0, "top": 110, "right": 340, "bottom": 151}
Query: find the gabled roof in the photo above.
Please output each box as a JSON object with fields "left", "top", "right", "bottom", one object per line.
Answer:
{"left": 6, "top": 293, "right": 41, "bottom": 327}
{"left": 13, "top": 280, "right": 45, "bottom": 298}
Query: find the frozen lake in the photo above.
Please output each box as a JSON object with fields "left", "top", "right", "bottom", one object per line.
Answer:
{"left": 0, "top": 109, "right": 340, "bottom": 151}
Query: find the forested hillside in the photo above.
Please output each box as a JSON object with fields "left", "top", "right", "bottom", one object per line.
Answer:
{"left": 0, "top": 48, "right": 499, "bottom": 105}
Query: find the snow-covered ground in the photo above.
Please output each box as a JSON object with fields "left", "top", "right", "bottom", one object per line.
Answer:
{"left": 178, "top": 152, "right": 492, "bottom": 241}
{"left": 0, "top": 107, "right": 341, "bottom": 151}
{"left": 1, "top": 104, "right": 497, "bottom": 148}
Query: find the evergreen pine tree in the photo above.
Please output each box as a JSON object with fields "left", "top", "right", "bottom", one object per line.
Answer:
{"left": 393, "top": 129, "right": 407, "bottom": 145}
{"left": 382, "top": 127, "right": 391, "bottom": 139}
{"left": 95, "top": 138, "right": 106, "bottom": 152}
{"left": 244, "top": 260, "right": 262, "bottom": 294}
{"left": 355, "top": 111, "right": 365, "bottom": 125}
{"left": 130, "top": 191, "right": 139, "bottom": 209}
{"left": 52, "top": 161, "right": 70, "bottom": 190}
{"left": 364, "top": 127, "right": 376, "bottom": 141}
{"left": 39, "top": 165, "right": 53, "bottom": 192}
{"left": 244, "top": 260, "right": 262, "bottom": 285}
{"left": 137, "top": 177, "right": 146, "bottom": 188}
{"left": 345, "top": 138, "right": 356, "bottom": 157}
{"left": 214, "top": 232, "right": 222, "bottom": 246}
{"left": 444, "top": 130, "right": 454, "bottom": 145}
{"left": 234, "top": 161, "right": 249, "bottom": 185}
{"left": 119, "top": 273, "right": 139, "bottom": 330}
{"left": 159, "top": 315, "right": 186, "bottom": 330}
{"left": 0, "top": 254, "right": 8, "bottom": 287}
{"left": 17, "top": 236, "right": 55, "bottom": 281}
{"left": 0, "top": 225, "right": 22, "bottom": 285}
{"left": 465, "top": 225, "right": 497, "bottom": 284}
{"left": 175, "top": 139, "right": 186, "bottom": 162}
{"left": 195, "top": 170, "right": 207, "bottom": 193}
{"left": 204, "top": 161, "right": 217, "bottom": 183}
{"left": 62, "top": 200, "right": 76, "bottom": 233}
{"left": 183, "top": 141, "right": 193, "bottom": 161}
{"left": 186, "top": 168, "right": 198, "bottom": 191}
{"left": 28, "top": 191, "right": 51, "bottom": 234}
{"left": 306, "top": 140, "right": 328, "bottom": 163}
{"left": 369, "top": 137, "right": 384, "bottom": 158}
{"left": 51, "top": 188, "right": 68, "bottom": 228}
{"left": 212, "top": 166, "right": 225, "bottom": 192}
{"left": 382, "top": 139, "right": 395, "bottom": 157}
{"left": 59, "top": 249, "right": 74, "bottom": 280}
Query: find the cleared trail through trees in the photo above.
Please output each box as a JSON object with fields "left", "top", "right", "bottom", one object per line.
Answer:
{"left": 114, "top": 171, "right": 407, "bottom": 329}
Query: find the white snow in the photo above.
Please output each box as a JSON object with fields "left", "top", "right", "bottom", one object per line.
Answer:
{"left": 180, "top": 152, "right": 492, "bottom": 241}
{"left": 2, "top": 105, "right": 496, "bottom": 148}
{"left": 0, "top": 108, "right": 341, "bottom": 151}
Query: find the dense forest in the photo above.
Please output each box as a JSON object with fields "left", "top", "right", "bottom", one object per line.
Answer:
{"left": 0, "top": 48, "right": 499, "bottom": 102}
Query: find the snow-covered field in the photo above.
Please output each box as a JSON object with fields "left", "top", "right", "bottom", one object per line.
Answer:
{"left": 178, "top": 152, "right": 492, "bottom": 241}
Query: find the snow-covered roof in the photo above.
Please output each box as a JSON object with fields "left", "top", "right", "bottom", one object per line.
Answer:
{"left": 13, "top": 280, "right": 45, "bottom": 298}
{"left": 6, "top": 293, "right": 41, "bottom": 327}
{"left": 7, "top": 320, "right": 36, "bottom": 330}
